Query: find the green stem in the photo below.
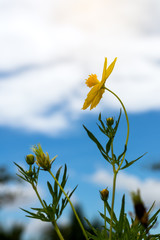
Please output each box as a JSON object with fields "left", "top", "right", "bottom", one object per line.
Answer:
{"left": 105, "top": 87, "right": 130, "bottom": 170}
{"left": 32, "top": 183, "right": 64, "bottom": 240}
{"left": 109, "top": 140, "right": 116, "bottom": 240}
{"left": 49, "top": 170, "right": 89, "bottom": 240}
{"left": 52, "top": 220, "right": 64, "bottom": 240}
{"left": 104, "top": 87, "right": 130, "bottom": 240}
{"left": 32, "top": 183, "right": 45, "bottom": 208}
{"left": 104, "top": 201, "right": 107, "bottom": 239}
{"left": 109, "top": 170, "right": 117, "bottom": 240}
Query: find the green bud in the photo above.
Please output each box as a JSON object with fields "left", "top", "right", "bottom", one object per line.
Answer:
{"left": 32, "top": 144, "right": 57, "bottom": 171}
{"left": 100, "top": 188, "right": 109, "bottom": 201}
{"left": 107, "top": 117, "right": 114, "bottom": 126}
{"left": 26, "top": 154, "right": 35, "bottom": 165}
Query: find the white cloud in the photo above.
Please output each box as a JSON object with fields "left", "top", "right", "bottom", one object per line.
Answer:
{"left": 22, "top": 215, "right": 70, "bottom": 240}
{"left": 0, "top": 0, "right": 160, "bottom": 134}
{"left": 0, "top": 182, "right": 37, "bottom": 209}
{"left": 0, "top": 62, "right": 84, "bottom": 135}
{"left": 22, "top": 220, "right": 50, "bottom": 240}
{"left": 85, "top": 169, "right": 160, "bottom": 207}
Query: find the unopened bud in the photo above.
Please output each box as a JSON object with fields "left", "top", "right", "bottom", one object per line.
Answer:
{"left": 26, "top": 154, "right": 35, "bottom": 165}
{"left": 100, "top": 188, "right": 109, "bottom": 201}
{"left": 32, "top": 144, "right": 57, "bottom": 171}
{"left": 107, "top": 117, "right": 114, "bottom": 126}
{"left": 131, "top": 190, "right": 148, "bottom": 228}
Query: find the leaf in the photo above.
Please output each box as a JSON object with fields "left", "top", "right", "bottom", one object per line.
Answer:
{"left": 14, "top": 162, "right": 25, "bottom": 172}
{"left": 83, "top": 125, "right": 105, "bottom": 154}
{"left": 117, "top": 145, "right": 127, "bottom": 163}
{"left": 54, "top": 166, "right": 62, "bottom": 199}
{"left": 20, "top": 208, "right": 37, "bottom": 216}
{"left": 61, "top": 164, "right": 68, "bottom": 189}
{"left": 43, "top": 200, "right": 48, "bottom": 208}
{"left": 106, "top": 138, "right": 112, "bottom": 154}
{"left": 148, "top": 208, "right": 160, "bottom": 226}
{"left": 84, "top": 217, "right": 98, "bottom": 236}
{"left": 99, "top": 212, "right": 116, "bottom": 230}
{"left": 114, "top": 109, "right": 122, "bottom": 133}
{"left": 68, "top": 185, "right": 78, "bottom": 199}
{"left": 120, "top": 153, "right": 147, "bottom": 170}
{"left": 148, "top": 201, "right": 155, "bottom": 214}
{"left": 20, "top": 207, "right": 49, "bottom": 221}
{"left": 47, "top": 181, "right": 55, "bottom": 198}
{"left": 105, "top": 201, "right": 117, "bottom": 223}
{"left": 117, "top": 195, "right": 125, "bottom": 236}
{"left": 59, "top": 185, "right": 78, "bottom": 217}
{"left": 97, "top": 123, "right": 105, "bottom": 135}
{"left": 123, "top": 215, "right": 131, "bottom": 235}
{"left": 16, "top": 174, "right": 26, "bottom": 182}
{"left": 86, "top": 232, "right": 98, "bottom": 240}
{"left": 98, "top": 113, "right": 105, "bottom": 131}
{"left": 56, "top": 165, "right": 68, "bottom": 204}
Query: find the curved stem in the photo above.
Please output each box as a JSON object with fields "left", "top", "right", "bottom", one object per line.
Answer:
{"left": 104, "top": 87, "right": 129, "bottom": 240}
{"left": 105, "top": 87, "right": 130, "bottom": 171}
{"left": 49, "top": 170, "right": 89, "bottom": 240}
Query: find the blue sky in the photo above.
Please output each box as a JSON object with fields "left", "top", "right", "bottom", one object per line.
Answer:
{"left": 0, "top": 0, "right": 160, "bottom": 239}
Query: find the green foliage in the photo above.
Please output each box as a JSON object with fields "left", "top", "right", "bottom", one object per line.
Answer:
{"left": 14, "top": 107, "right": 160, "bottom": 240}
{"left": 83, "top": 110, "right": 160, "bottom": 239}
{"left": 14, "top": 162, "right": 39, "bottom": 185}
{"left": 84, "top": 218, "right": 107, "bottom": 240}
{"left": 18, "top": 165, "right": 77, "bottom": 223}
{"left": 83, "top": 112, "right": 145, "bottom": 170}
{"left": 85, "top": 195, "right": 160, "bottom": 240}
{"left": 119, "top": 153, "right": 147, "bottom": 170}
{"left": 97, "top": 110, "right": 122, "bottom": 139}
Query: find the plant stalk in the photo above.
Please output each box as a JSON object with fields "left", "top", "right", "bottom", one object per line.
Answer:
{"left": 32, "top": 183, "right": 45, "bottom": 209}
{"left": 109, "top": 170, "right": 117, "bottom": 240}
{"left": 49, "top": 170, "right": 89, "bottom": 240}
{"left": 104, "top": 88, "right": 130, "bottom": 240}
{"left": 52, "top": 220, "right": 64, "bottom": 240}
{"left": 104, "top": 201, "right": 107, "bottom": 239}
{"left": 32, "top": 183, "right": 64, "bottom": 240}
{"left": 105, "top": 87, "right": 130, "bottom": 169}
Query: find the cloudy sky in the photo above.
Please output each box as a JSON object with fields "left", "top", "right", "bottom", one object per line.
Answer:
{"left": 0, "top": 0, "right": 160, "bottom": 238}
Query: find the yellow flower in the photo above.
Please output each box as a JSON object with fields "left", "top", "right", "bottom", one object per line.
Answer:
{"left": 82, "top": 57, "right": 117, "bottom": 110}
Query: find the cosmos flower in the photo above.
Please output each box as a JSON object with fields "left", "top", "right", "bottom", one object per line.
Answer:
{"left": 82, "top": 57, "right": 117, "bottom": 110}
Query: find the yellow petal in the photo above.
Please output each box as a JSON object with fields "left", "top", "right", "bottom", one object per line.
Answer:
{"left": 101, "top": 58, "right": 107, "bottom": 82}
{"left": 105, "top": 57, "right": 117, "bottom": 81}
{"left": 82, "top": 84, "right": 100, "bottom": 110}
{"left": 90, "top": 88, "right": 105, "bottom": 110}
{"left": 85, "top": 74, "right": 99, "bottom": 88}
{"left": 82, "top": 97, "right": 91, "bottom": 110}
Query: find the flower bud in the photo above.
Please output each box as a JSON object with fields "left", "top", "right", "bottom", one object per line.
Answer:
{"left": 107, "top": 117, "right": 114, "bottom": 126}
{"left": 32, "top": 144, "right": 57, "bottom": 171}
{"left": 100, "top": 188, "right": 109, "bottom": 201}
{"left": 26, "top": 154, "right": 35, "bottom": 165}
